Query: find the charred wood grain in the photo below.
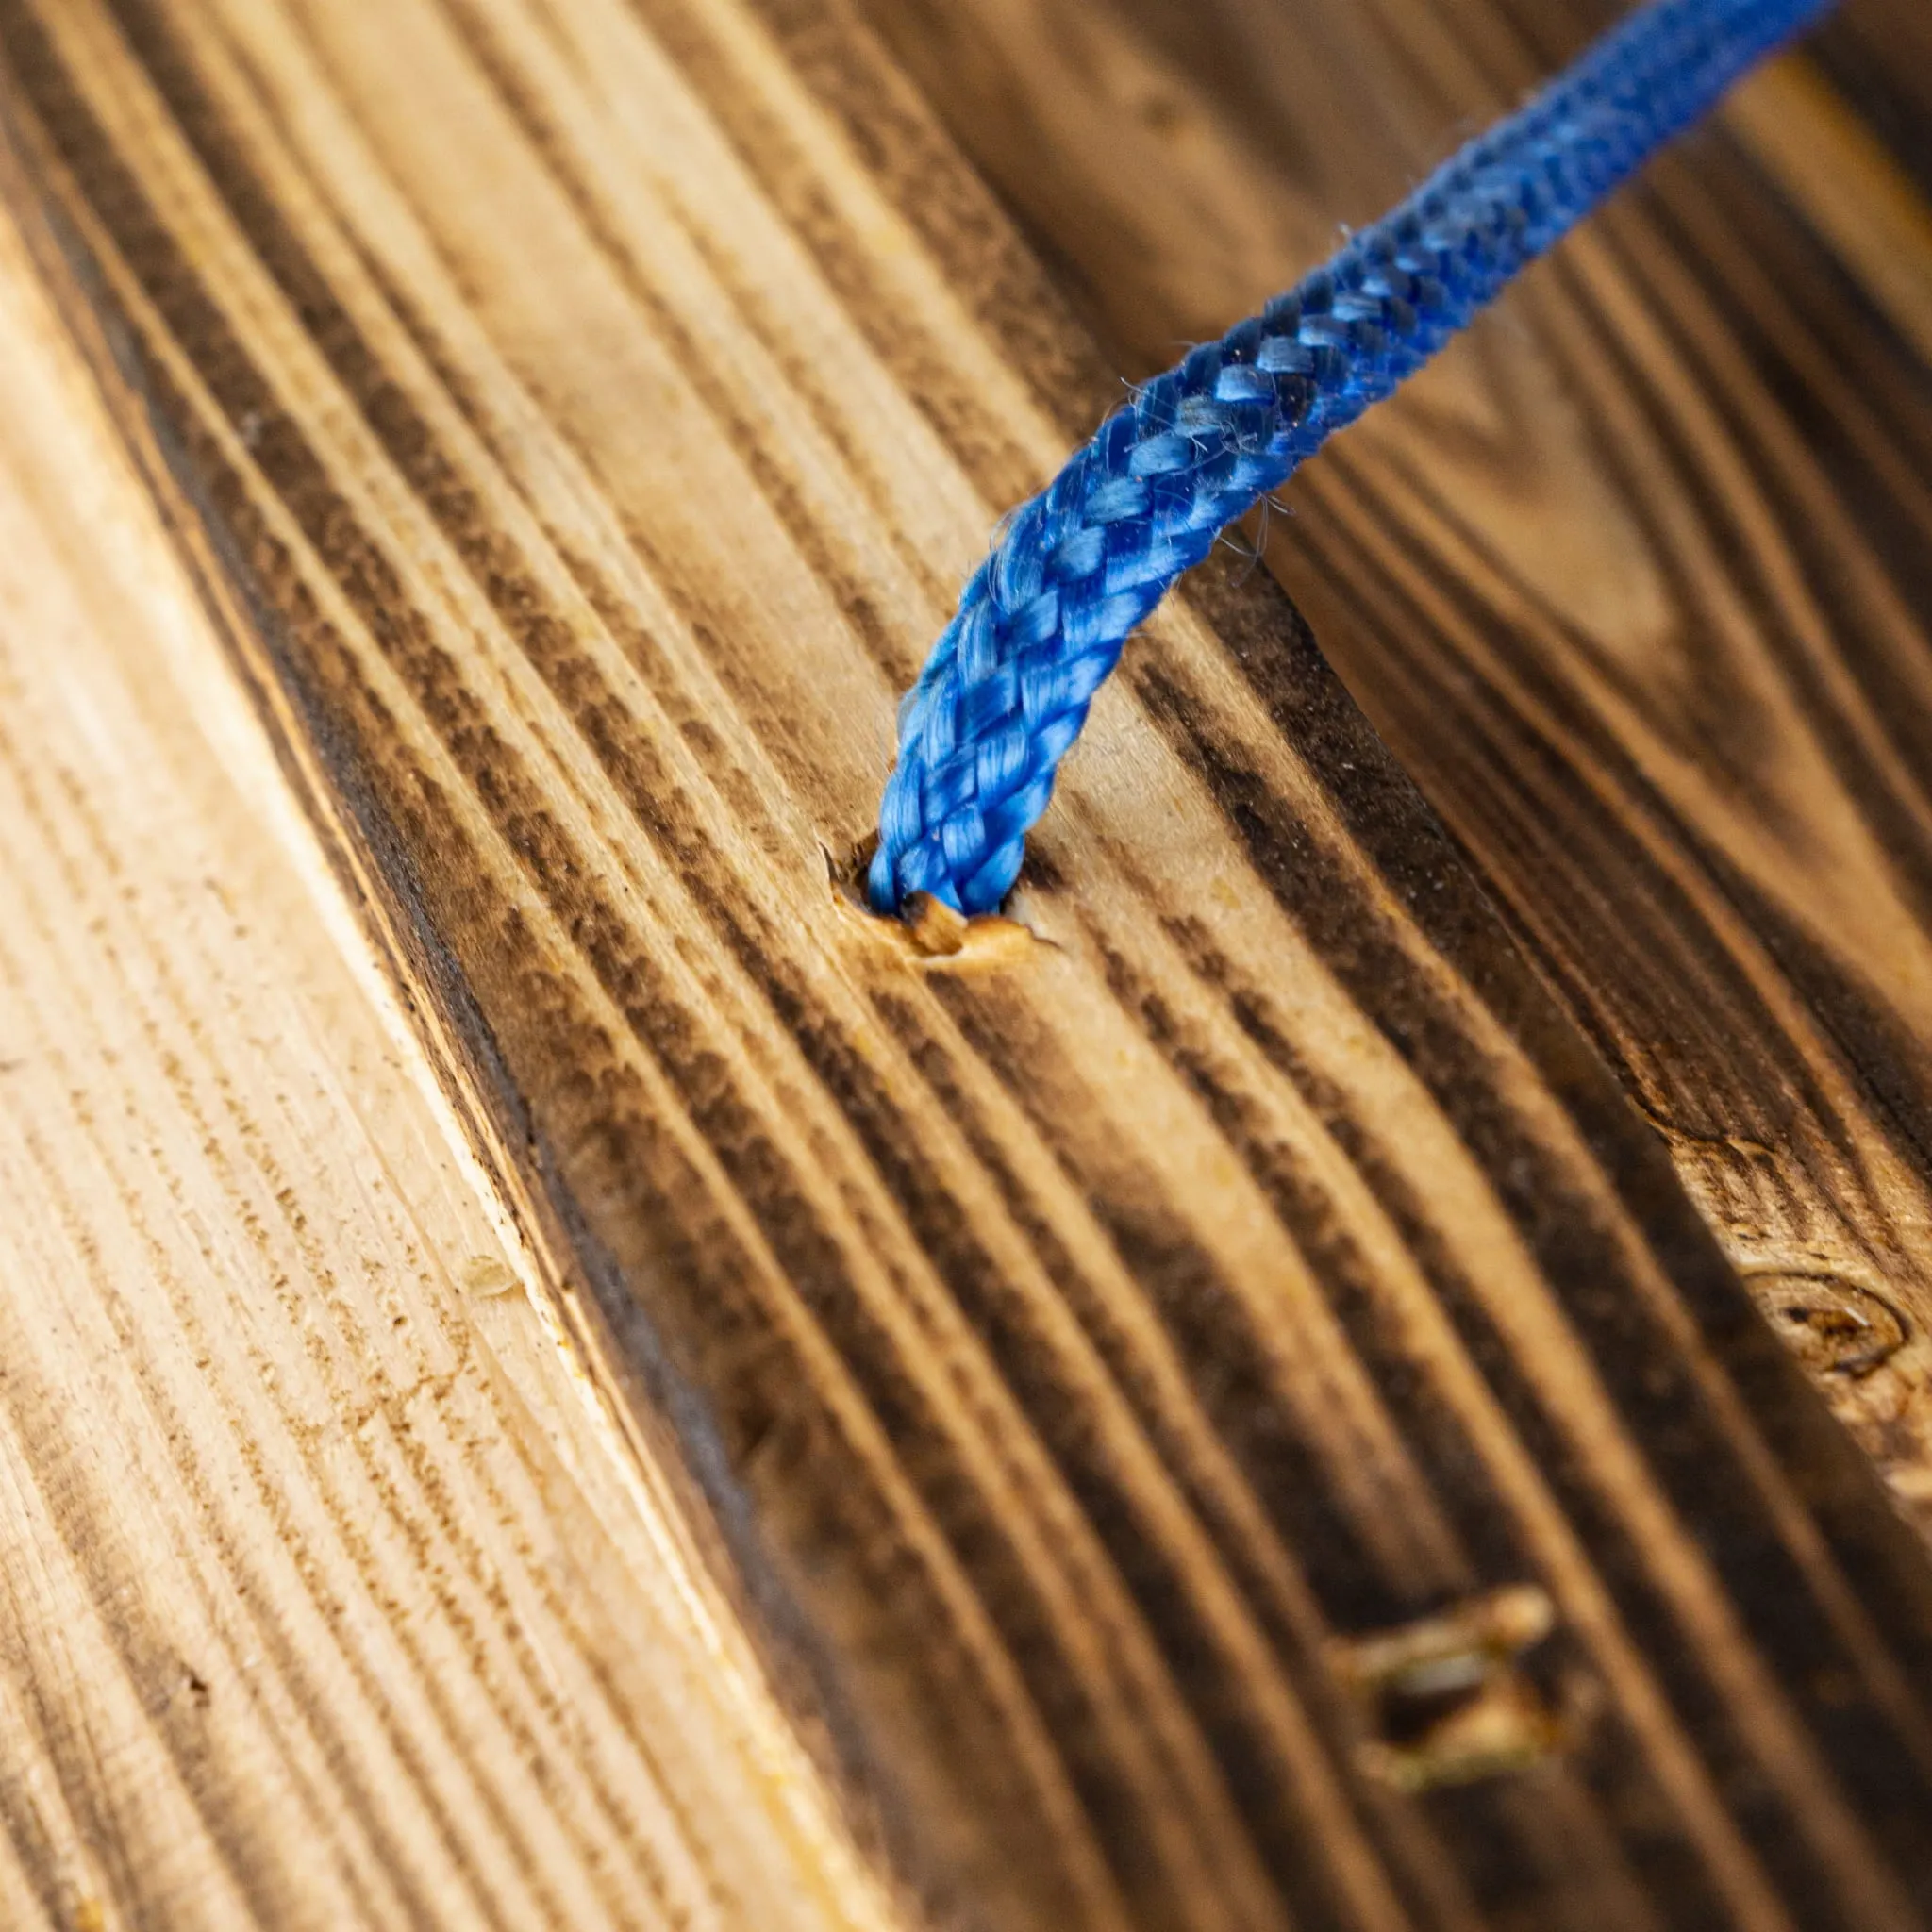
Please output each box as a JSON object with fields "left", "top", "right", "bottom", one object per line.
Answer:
{"left": 5, "top": 0, "right": 1932, "bottom": 1925}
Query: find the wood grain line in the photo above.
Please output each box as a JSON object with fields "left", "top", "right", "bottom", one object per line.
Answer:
{"left": 0, "top": 158, "right": 907, "bottom": 1932}
{"left": 866, "top": 0, "right": 1932, "bottom": 1551}
{"left": 7, "top": 0, "right": 1932, "bottom": 1924}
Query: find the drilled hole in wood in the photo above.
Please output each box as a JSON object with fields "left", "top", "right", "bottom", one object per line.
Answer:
{"left": 826, "top": 837, "right": 1050, "bottom": 970}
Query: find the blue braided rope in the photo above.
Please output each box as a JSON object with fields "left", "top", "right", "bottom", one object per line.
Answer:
{"left": 870, "top": 0, "right": 1835, "bottom": 916}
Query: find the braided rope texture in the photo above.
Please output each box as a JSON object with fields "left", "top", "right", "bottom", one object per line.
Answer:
{"left": 869, "top": 0, "right": 1835, "bottom": 915}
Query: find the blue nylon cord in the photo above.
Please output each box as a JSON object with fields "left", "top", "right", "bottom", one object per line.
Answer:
{"left": 869, "top": 0, "right": 1836, "bottom": 917}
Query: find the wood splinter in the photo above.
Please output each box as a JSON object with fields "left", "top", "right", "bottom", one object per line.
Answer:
{"left": 1328, "top": 1585, "right": 1572, "bottom": 1792}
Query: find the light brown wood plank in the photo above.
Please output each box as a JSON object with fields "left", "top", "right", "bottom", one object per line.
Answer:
{"left": 6, "top": 0, "right": 1932, "bottom": 1925}
{"left": 860, "top": 0, "right": 1932, "bottom": 1536}
{"left": 0, "top": 177, "right": 902, "bottom": 1932}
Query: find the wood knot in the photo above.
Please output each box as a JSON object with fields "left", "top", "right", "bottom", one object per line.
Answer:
{"left": 1327, "top": 1585, "right": 1569, "bottom": 1791}
{"left": 1746, "top": 1269, "right": 1909, "bottom": 1380}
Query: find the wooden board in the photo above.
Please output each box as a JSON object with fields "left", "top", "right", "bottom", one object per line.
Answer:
{"left": 0, "top": 152, "right": 901, "bottom": 1932}
{"left": 860, "top": 0, "right": 1932, "bottom": 1536}
{"left": 3, "top": 0, "right": 1932, "bottom": 1927}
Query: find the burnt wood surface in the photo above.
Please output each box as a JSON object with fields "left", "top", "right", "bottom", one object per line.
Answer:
{"left": 4, "top": 0, "right": 1932, "bottom": 1927}
{"left": 860, "top": 0, "right": 1932, "bottom": 1539}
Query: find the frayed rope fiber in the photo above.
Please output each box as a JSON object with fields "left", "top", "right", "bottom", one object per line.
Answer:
{"left": 869, "top": 0, "right": 1835, "bottom": 917}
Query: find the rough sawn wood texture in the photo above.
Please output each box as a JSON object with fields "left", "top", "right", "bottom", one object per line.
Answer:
{"left": 0, "top": 169, "right": 903, "bottom": 1932}
{"left": 858, "top": 0, "right": 1932, "bottom": 1539}
{"left": 5, "top": 0, "right": 1932, "bottom": 1927}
